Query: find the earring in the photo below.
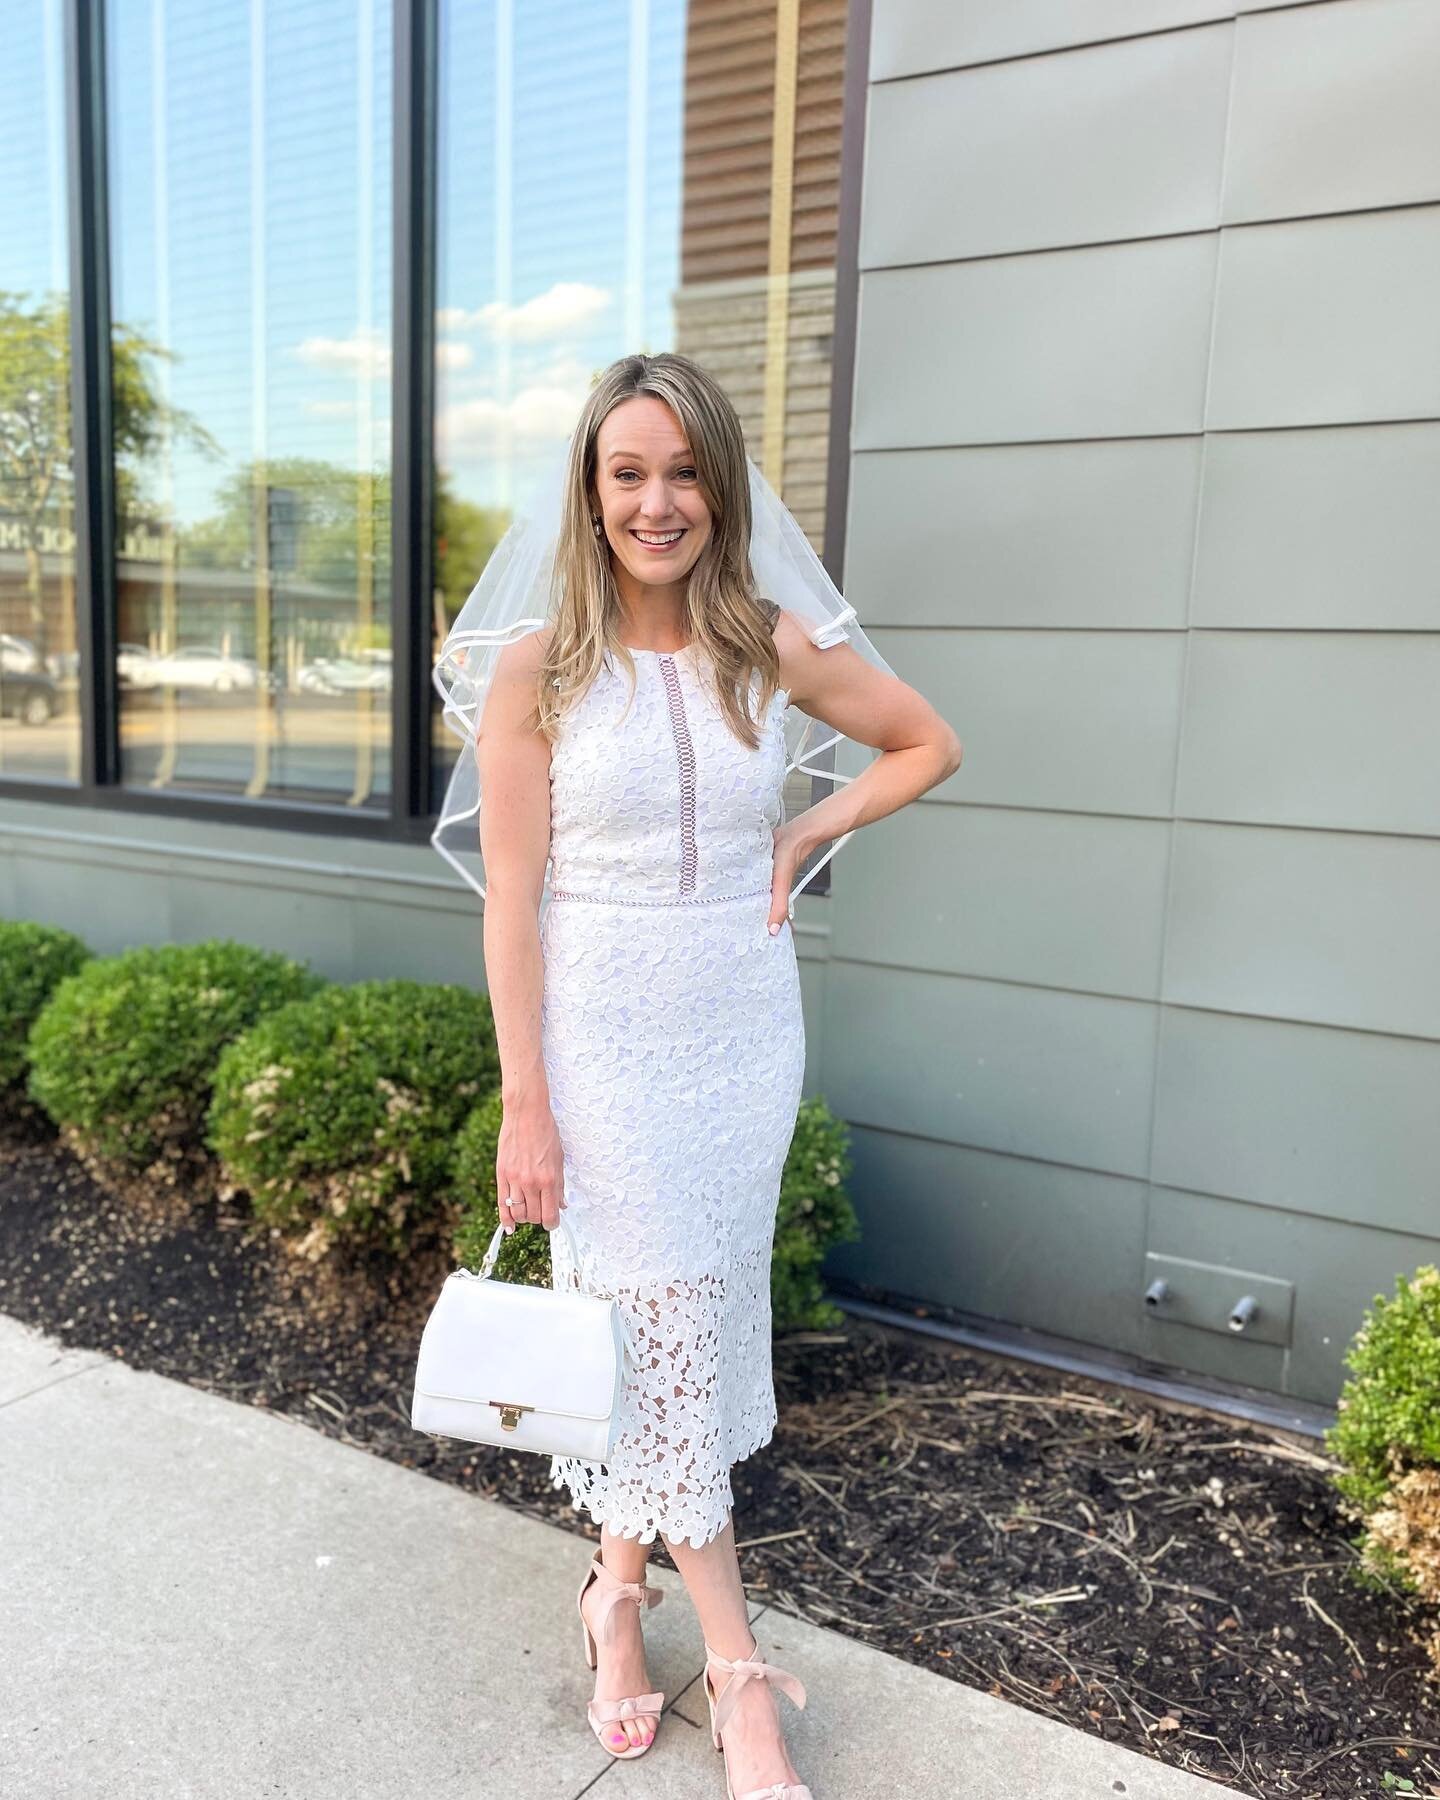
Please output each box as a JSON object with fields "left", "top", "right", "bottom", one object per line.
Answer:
{"left": 591, "top": 515, "right": 604, "bottom": 540}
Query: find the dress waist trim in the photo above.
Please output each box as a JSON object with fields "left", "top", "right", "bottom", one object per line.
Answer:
{"left": 546, "top": 885, "right": 771, "bottom": 909}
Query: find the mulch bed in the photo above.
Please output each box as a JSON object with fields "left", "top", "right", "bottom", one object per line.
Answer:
{"left": 3, "top": 1109, "right": 1438, "bottom": 1800}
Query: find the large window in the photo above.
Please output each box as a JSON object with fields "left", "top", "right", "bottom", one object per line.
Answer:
{"left": 431, "top": 0, "right": 854, "bottom": 832}
{"left": 107, "top": 0, "right": 394, "bottom": 805}
{"left": 0, "top": 2, "right": 81, "bottom": 782}
{"left": 0, "top": 0, "right": 858, "bottom": 845}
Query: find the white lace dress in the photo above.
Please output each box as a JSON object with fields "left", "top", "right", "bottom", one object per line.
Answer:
{"left": 539, "top": 641, "right": 806, "bottom": 1550}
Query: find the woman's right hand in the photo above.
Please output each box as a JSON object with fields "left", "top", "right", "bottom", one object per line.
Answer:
{"left": 495, "top": 1096, "right": 566, "bottom": 1232}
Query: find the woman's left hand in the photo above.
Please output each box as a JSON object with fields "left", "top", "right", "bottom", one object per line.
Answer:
{"left": 768, "top": 820, "right": 812, "bottom": 934}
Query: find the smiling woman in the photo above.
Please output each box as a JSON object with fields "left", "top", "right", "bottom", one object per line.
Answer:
{"left": 431, "top": 349, "right": 961, "bottom": 1798}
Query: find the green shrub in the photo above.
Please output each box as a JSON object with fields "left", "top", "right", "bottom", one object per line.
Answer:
{"left": 26, "top": 939, "right": 320, "bottom": 1167}
{"left": 208, "top": 979, "right": 500, "bottom": 1257}
{"left": 0, "top": 921, "right": 91, "bottom": 1092}
{"left": 1329, "top": 1267, "right": 1440, "bottom": 1517}
{"left": 1328, "top": 1268, "right": 1440, "bottom": 1669}
{"left": 772, "top": 1095, "right": 860, "bottom": 1329}
{"left": 449, "top": 1091, "right": 860, "bottom": 1329}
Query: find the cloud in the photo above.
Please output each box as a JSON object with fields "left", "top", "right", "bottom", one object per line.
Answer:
{"left": 293, "top": 326, "right": 391, "bottom": 379}
{"left": 439, "top": 280, "right": 612, "bottom": 343}
{"left": 437, "top": 382, "right": 586, "bottom": 462}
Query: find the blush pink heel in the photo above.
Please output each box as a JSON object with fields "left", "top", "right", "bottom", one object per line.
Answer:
{"left": 576, "top": 1547, "right": 665, "bottom": 1758}
{"left": 701, "top": 1633, "right": 813, "bottom": 1800}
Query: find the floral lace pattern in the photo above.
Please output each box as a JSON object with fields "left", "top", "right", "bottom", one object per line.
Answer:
{"left": 540, "top": 647, "right": 805, "bottom": 1549}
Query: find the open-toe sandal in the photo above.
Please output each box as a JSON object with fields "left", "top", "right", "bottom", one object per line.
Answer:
{"left": 702, "top": 1632, "right": 813, "bottom": 1800}
{"left": 575, "top": 1546, "right": 665, "bottom": 1759}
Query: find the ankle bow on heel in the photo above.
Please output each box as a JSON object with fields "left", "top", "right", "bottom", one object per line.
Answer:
{"left": 702, "top": 1636, "right": 813, "bottom": 1800}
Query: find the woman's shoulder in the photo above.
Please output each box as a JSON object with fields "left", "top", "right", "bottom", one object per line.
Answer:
{"left": 493, "top": 623, "right": 555, "bottom": 678}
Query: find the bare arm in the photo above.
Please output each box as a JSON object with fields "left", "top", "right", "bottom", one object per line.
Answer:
{"left": 477, "top": 630, "right": 566, "bottom": 1231}
{"left": 765, "top": 608, "right": 964, "bottom": 930}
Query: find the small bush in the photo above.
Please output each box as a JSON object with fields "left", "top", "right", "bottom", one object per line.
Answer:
{"left": 26, "top": 939, "right": 320, "bottom": 1169}
{"left": 1330, "top": 1268, "right": 1440, "bottom": 1516}
{"left": 0, "top": 921, "right": 91, "bottom": 1092}
{"left": 772, "top": 1095, "right": 860, "bottom": 1329}
{"left": 448, "top": 1091, "right": 860, "bottom": 1329}
{"left": 1329, "top": 1267, "right": 1440, "bottom": 1673}
{"left": 208, "top": 979, "right": 500, "bottom": 1258}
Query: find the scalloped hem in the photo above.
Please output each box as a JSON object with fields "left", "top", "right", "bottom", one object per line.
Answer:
{"left": 548, "top": 1405, "right": 779, "bottom": 1551}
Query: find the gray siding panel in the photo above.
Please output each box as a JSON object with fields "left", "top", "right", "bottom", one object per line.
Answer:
{"left": 847, "top": 440, "right": 1203, "bottom": 630}
{"left": 853, "top": 234, "right": 1219, "bottom": 447}
{"left": 870, "top": 2, "right": 1238, "bottom": 79}
{"left": 1224, "top": 0, "right": 1440, "bottom": 223}
{"left": 825, "top": 1128, "right": 1149, "bottom": 1355}
{"left": 1151, "top": 1006, "right": 1440, "bottom": 1238}
{"left": 1192, "top": 423, "right": 1440, "bottom": 629}
{"left": 822, "top": 961, "right": 1159, "bottom": 1178}
{"left": 830, "top": 804, "right": 1170, "bottom": 998}
{"left": 1207, "top": 206, "right": 1440, "bottom": 429}
{"left": 869, "top": 627, "right": 1186, "bottom": 817}
{"left": 862, "top": 26, "right": 1231, "bottom": 266}
{"left": 1177, "top": 633, "right": 1440, "bottom": 836}
{"left": 1164, "top": 824, "right": 1440, "bottom": 1039}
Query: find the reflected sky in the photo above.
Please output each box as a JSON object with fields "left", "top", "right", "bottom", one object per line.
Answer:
{"left": 5, "top": 1, "right": 686, "bottom": 525}
{"left": 54, "top": 0, "right": 683, "bottom": 530}
{"left": 437, "top": 1, "right": 685, "bottom": 513}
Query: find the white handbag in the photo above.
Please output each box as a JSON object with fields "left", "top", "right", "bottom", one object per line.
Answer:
{"left": 410, "top": 1213, "right": 634, "bottom": 1461}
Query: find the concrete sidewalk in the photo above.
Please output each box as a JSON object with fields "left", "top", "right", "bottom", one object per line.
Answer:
{"left": 0, "top": 1315, "right": 1239, "bottom": 1800}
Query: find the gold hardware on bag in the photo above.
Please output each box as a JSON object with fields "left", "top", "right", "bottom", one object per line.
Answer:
{"left": 491, "top": 1401, "right": 532, "bottom": 1431}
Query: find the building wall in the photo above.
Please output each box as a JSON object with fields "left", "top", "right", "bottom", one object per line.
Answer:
{"left": 5, "top": 0, "right": 1437, "bottom": 1409}
{"left": 824, "top": 0, "right": 1440, "bottom": 1403}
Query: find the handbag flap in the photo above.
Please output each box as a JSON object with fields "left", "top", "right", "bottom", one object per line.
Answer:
{"left": 416, "top": 1273, "right": 621, "bottom": 1420}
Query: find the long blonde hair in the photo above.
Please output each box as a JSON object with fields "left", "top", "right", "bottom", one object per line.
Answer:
{"left": 534, "top": 352, "right": 783, "bottom": 748}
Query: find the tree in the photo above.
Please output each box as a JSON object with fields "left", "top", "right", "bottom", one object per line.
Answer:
{"left": 0, "top": 289, "right": 217, "bottom": 661}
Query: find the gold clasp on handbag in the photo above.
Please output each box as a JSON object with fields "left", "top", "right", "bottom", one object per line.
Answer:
{"left": 490, "top": 1400, "right": 532, "bottom": 1431}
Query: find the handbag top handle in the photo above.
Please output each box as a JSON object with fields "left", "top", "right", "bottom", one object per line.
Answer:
{"left": 466, "top": 1213, "right": 641, "bottom": 1367}
{"left": 472, "top": 1211, "right": 587, "bottom": 1288}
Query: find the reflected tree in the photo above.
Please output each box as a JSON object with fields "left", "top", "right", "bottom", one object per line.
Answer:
{"left": 0, "top": 289, "right": 217, "bottom": 662}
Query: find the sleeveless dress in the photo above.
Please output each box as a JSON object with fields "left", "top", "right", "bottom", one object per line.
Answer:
{"left": 539, "top": 639, "right": 806, "bottom": 1550}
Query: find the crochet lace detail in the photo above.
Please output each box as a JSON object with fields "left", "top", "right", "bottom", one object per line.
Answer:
{"left": 539, "top": 647, "right": 805, "bottom": 1548}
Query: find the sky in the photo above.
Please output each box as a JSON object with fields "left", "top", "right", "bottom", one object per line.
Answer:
{"left": 3, "top": 0, "right": 687, "bottom": 528}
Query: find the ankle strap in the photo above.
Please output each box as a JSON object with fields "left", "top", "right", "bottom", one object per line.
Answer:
{"left": 703, "top": 1637, "right": 807, "bottom": 1737}
{"left": 588, "top": 1553, "right": 663, "bottom": 1645}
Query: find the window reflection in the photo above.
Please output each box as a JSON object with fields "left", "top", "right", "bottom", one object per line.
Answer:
{"left": 0, "top": 1, "right": 81, "bottom": 782}
{"left": 431, "top": 0, "right": 850, "bottom": 837}
{"left": 108, "top": 0, "right": 393, "bottom": 804}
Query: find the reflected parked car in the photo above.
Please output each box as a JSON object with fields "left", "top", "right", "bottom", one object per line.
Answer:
{"left": 116, "top": 643, "right": 153, "bottom": 687}
{"left": 297, "top": 653, "right": 392, "bottom": 696}
{"left": 0, "top": 669, "right": 59, "bottom": 726}
{"left": 125, "top": 646, "right": 270, "bottom": 693}
{"left": 1, "top": 633, "right": 42, "bottom": 675}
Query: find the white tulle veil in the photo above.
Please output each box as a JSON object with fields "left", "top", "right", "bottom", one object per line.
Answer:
{"left": 431, "top": 437, "right": 899, "bottom": 909}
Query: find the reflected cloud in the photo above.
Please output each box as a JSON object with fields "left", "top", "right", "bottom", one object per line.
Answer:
{"left": 438, "top": 381, "right": 585, "bottom": 459}
{"left": 438, "top": 280, "right": 612, "bottom": 342}
{"left": 294, "top": 326, "right": 391, "bottom": 378}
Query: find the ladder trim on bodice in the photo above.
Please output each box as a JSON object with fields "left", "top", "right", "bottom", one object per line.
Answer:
{"left": 657, "top": 654, "right": 698, "bottom": 894}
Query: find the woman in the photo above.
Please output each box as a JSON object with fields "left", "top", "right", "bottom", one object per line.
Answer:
{"left": 457, "top": 353, "right": 961, "bottom": 1799}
